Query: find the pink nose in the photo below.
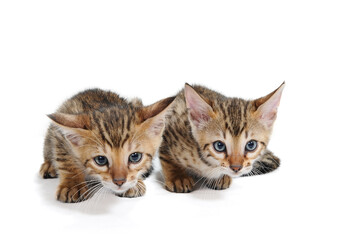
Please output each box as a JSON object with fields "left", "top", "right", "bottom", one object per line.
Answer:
{"left": 230, "top": 165, "right": 242, "bottom": 173}
{"left": 113, "top": 178, "right": 126, "bottom": 187}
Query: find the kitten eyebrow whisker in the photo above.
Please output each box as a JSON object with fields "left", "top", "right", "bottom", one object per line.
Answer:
{"left": 75, "top": 144, "right": 99, "bottom": 149}
{"left": 89, "top": 130, "right": 105, "bottom": 148}
{"left": 130, "top": 131, "right": 146, "bottom": 145}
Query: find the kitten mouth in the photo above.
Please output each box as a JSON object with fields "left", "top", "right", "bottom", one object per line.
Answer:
{"left": 227, "top": 167, "right": 252, "bottom": 177}
{"left": 111, "top": 188, "right": 128, "bottom": 194}
{"left": 230, "top": 172, "right": 243, "bottom": 178}
{"left": 239, "top": 168, "right": 253, "bottom": 177}
{"left": 108, "top": 181, "right": 137, "bottom": 194}
{"left": 98, "top": 181, "right": 127, "bottom": 194}
{"left": 111, "top": 185, "right": 129, "bottom": 193}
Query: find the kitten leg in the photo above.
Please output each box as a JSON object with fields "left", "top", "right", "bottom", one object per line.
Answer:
{"left": 117, "top": 180, "right": 146, "bottom": 198}
{"left": 206, "top": 175, "right": 232, "bottom": 190}
{"left": 41, "top": 129, "right": 58, "bottom": 179}
{"left": 56, "top": 169, "right": 91, "bottom": 203}
{"left": 160, "top": 158, "right": 195, "bottom": 193}
{"left": 39, "top": 160, "right": 58, "bottom": 179}
{"left": 249, "top": 150, "right": 280, "bottom": 175}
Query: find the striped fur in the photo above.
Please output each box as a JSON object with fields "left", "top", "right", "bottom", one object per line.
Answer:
{"left": 160, "top": 83, "right": 284, "bottom": 193}
{"left": 40, "top": 89, "right": 174, "bottom": 203}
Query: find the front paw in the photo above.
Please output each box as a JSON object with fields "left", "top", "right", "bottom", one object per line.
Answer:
{"left": 206, "top": 175, "right": 232, "bottom": 190}
{"left": 40, "top": 161, "right": 57, "bottom": 179}
{"left": 165, "top": 176, "right": 195, "bottom": 193}
{"left": 118, "top": 180, "right": 146, "bottom": 198}
{"left": 56, "top": 183, "right": 89, "bottom": 203}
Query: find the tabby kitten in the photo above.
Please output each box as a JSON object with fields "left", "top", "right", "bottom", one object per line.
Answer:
{"left": 159, "top": 83, "right": 284, "bottom": 193}
{"left": 40, "top": 89, "right": 174, "bottom": 203}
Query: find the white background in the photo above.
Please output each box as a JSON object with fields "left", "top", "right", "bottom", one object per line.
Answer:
{"left": 1, "top": 0, "right": 359, "bottom": 239}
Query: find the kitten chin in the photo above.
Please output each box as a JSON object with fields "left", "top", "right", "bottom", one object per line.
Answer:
{"left": 101, "top": 180, "right": 138, "bottom": 194}
{"left": 40, "top": 88, "right": 175, "bottom": 203}
{"left": 159, "top": 83, "right": 284, "bottom": 193}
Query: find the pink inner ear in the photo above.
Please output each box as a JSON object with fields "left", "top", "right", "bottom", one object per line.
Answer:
{"left": 150, "top": 119, "right": 165, "bottom": 136}
{"left": 65, "top": 133, "right": 83, "bottom": 146}
{"left": 259, "top": 110, "right": 277, "bottom": 126}
{"left": 257, "top": 84, "right": 284, "bottom": 127}
{"left": 189, "top": 112, "right": 210, "bottom": 125}
{"left": 263, "top": 98, "right": 280, "bottom": 115}
{"left": 184, "top": 85, "right": 213, "bottom": 127}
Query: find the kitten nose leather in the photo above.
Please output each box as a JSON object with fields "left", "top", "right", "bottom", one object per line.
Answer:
{"left": 230, "top": 165, "right": 242, "bottom": 173}
{"left": 113, "top": 178, "right": 126, "bottom": 187}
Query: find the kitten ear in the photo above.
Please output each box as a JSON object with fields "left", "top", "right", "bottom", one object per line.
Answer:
{"left": 47, "top": 113, "right": 90, "bottom": 146}
{"left": 184, "top": 83, "right": 215, "bottom": 128}
{"left": 138, "top": 96, "right": 175, "bottom": 136}
{"left": 253, "top": 82, "right": 285, "bottom": 128}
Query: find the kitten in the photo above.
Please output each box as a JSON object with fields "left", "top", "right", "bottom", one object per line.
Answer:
{"left": 40, "top": 89, "right": 174, "bottom": 203}
{"left": 159, "top": 83, "right": 284, "bottom": 193}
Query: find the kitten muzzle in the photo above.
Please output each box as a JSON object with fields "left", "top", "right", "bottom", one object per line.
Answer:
{"left": 113, "top": 178, "right": 126, "bottom": 187}
{"left": 230, "top": 165, "right": 243, "bottom": 173}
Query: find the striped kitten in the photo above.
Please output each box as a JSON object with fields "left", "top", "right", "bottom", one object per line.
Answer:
{"left": 160, "top": 83, "right": 284, "bottom": 193}
{"left": 40, "top": 89, "right": 174, "bottom": 203}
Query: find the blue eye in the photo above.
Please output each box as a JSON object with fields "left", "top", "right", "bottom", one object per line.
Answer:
{"left": 245, "top": 140, "right": 258, "bottom": 152}
{"left": 94, "top": 156, "right": 108, "bottom": 166}
{"left": 213, "top": 141, "right": 226, "bottom": 152}
{"left": 129, "top": 152, "right": 142, "bottom": 163}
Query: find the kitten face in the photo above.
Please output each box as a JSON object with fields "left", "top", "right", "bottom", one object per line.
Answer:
{"left": 184, "top": 83, "right": 284, "bottom": 178}
{"left": 73, "top": 118, "right": 155, "bottom": 194}
{"left": 190, "top": 108, "right": 270, "bottom": 177}
{"left": 49, "top": 97, "right": 174, "bottom": 194}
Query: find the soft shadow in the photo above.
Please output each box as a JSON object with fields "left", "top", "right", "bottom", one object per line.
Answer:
{"left": 35, "top": 175, "right": 122, "bottom": 215}
{"left": 154, "top": 170, "right": 165, "bottom": 187}
{"left": 190, "top": 178, "right": 227, "bottom": 200}
{"left": 154, "top": 170, "right": 225, "bottom": 200}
